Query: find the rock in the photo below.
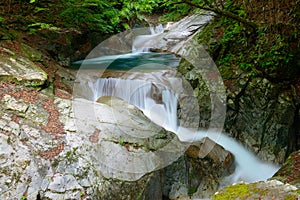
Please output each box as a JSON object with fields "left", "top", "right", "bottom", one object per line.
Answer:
{"left": 212, "top": 180, "right": 300, "bottom": 200}
{"left": 186, "top": 138, "right": 235, "bottom": 171}
{"left": 163, "top": 138, "right": 235, "bottom": 199}
{"left": 177, "top": 54, "right": 300, "bottom": 164}
{"left": 225, "top": 76, "right": 300, "bottom": 163}
{"left": 177, "top": 59, "right": 211, "bottom": 129}
{"left": 48, "top": 174, "right": 83, "bottom": 193}
{"left": 74, "top": 96, "right": 186, "bottom": 181}
{"left": 0, "top": 48, "right": 48, "bottom": 86}
{"left": 20, "top": 43, "right": 43, "bottom": 62}
{"left": 0, "top": 83, "right": 186, "bottom": 199}
{"left": 93, "top": 171, "right": 163, "bottom": 200}
{"left": 2, "top": 94, "right": 29, "bottom": 113}
{"left": 36, "top": 29, "right": 104, "bottom": 66}
{"left": 133, "top": 12, "right": 213, "bottom": 53}
{"left": 271, "top": 150, "right": 300, "bottom": 188}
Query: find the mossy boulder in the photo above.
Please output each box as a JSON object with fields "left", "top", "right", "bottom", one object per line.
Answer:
{"left": 212, "top": 180, "right": 299, "bottom": 200}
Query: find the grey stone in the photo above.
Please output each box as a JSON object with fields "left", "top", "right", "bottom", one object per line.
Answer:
{"left": 2, "top": 95, "right": 29, "bottom": 113}
{"left": 0, "top": 52, "right": 48, "bottom": 86}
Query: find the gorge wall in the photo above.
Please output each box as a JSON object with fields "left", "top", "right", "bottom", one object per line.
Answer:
{"left": 0, "top": 10, "right": 299, "bottom": 200}
{"left": 177, "top": 57, "right": 300, "bottom": 164}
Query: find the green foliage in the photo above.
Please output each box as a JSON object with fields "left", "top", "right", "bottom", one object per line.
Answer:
{"left": 254, "top": 32, "right": 294, "bottom": 72}
{"left": 28, "top": 22, "right": 58, "bottom": 34}
{"left": 194, "top": 0, "right": 299, "bottom": 81}
{"left": 7, "top": 0, "right": 161, "bottom": 35}
{"left": 21, "top": 195, "right": 27, "bottom": 200}
{"left": 119, "top": 140, "right": 126, "bottom": 146}
{"left": 50, "top": 0, "right": 158, "bottom": 33}
{"left": 159, "top": 1, "right": 193, "bottom": 22}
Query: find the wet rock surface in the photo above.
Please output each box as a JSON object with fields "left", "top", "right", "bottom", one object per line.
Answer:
{"left": 178, "top": 55, "right": 300, "bottom": 164}
{"left": 135, "top": 12, "right": 213, "bottom": 53}
{"left": 163, "top": 138, "right": 235, "bottom": 199}
{"left": 271, "top": 150, "right": 300, "bottom": 188}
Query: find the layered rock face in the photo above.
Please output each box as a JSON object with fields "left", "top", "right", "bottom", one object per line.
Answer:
{"left": 163, "top": 138, "right": 235, "bottom": 199}
{"left": 178, "top": 58, "right": 300, "bottom": 164}
{"left": 0, "top": 65, "right": 234, "bottom": 200}
{"left": 225, "top": 75, "right": 300, "bottom": 163}
{"left": 0, "top": 81, "right": 170, "bottom": 199}
{"left": 1, "top": 11, "right": 299, "bottom": 200}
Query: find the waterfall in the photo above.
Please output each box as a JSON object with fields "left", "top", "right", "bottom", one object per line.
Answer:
{"left": 132, "top": 24, "right": 164, "bottom": 52}
{"left": 149, "top": 24, "right": 164, "bottom": 35}
{"left": 84, "top": 76, "right": 279, "bottom": 185}
{"left": 88, "top": 78, "right": 178, "bottom": 132}
{"left": 177, "top": 128, "right": 280, "bottom": 185}
{"left": 75, "top": 18, "right": 279, "bottom": 186}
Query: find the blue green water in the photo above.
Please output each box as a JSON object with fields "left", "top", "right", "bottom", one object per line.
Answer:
{"left": 70, "top": 52, "right": 180, "bottom": 70}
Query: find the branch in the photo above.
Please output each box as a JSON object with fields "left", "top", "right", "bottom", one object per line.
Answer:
{"left": 179, "top": 0, "right": 257, "bottom": 30}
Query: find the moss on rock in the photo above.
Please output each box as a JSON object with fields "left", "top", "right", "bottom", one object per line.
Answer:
{"left": 212, "top": 180, "right": 299, "bottom": 200}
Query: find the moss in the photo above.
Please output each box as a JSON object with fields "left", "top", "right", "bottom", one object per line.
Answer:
{"left": 188, "top": 186, "right": 198, "bottom": 196}
{"left": 20, "top": 43, "right": 43, "bottom": 62}
{"left": 0, "top": 74, "right": 47, "bottom": 87}
{"left": 212, "top": 183, "right": 251, "bottom": 199}
{"left": 284, "top": 195, "right": 299, "bottom": 200}
{"left": 51, "top": 159, "right": 59, "bottom": 169}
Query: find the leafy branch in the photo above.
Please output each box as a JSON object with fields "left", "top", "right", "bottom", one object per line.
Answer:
{"left": 172, "top": 0, "right": 257, "bottom": 30}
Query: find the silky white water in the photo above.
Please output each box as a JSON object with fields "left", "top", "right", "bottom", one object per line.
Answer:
{"left": 80, "top": 23, "right": 280, "bottom": 185}
{"left": 85, "top": 76, "right": 280, "bottom": 185}
{"left": 176, "top": 127, "right": 280, "bottom": 184}
{"left": 88, "top": 78, "right": 178, "bottom": 132}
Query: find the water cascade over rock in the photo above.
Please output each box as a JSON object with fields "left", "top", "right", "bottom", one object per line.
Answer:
{"left": 73, "top": 13, "right": 281, "bottom": 198}
{"left": 91, "top": 78, "right": 178, "bottom": 132}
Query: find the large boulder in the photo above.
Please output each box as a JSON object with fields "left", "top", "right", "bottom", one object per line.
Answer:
{"left": 0, "top": 80, "right": 184, "bottom": 199}
{"left": 163, "top": 138, "right": 235, "bottom": 199}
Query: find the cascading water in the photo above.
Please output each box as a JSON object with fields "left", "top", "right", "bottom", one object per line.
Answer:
{"left": 86, "top": 77, "right": 179, "bottom": 132}
{"left": 85, "top": 76, "right": 279, "bottom": 184}
{"left": 76, "top": 22, "right": 280, "bottom": 187}
{"left": 149, "top": 24, "right": 164, "bottom": 35}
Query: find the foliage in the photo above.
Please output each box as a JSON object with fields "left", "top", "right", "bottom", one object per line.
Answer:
{"left": 158, "top": 1, "right": 193, "bottom": 22}
{"left": 56, "top": 0, "right": 160, "bottom": 32}
{"left": 28, "top": 22, "right": 59, "bottom": 34}
{"left": 1, "top": 0, "right": 161, "bottom": 34}
{"left": 1, "top": 0, "right": 298, "bottom": 82}
{"left": 193, "top": 0, "right": 300, "bottom": 82}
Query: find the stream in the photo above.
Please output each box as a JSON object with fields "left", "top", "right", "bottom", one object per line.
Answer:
{"left": 72, "top": 22, "right": 280, "bottom": 188}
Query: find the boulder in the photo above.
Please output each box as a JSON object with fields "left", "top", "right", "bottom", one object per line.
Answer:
{"left": 133, "top": 12, "right": 213, "bottom": 53}
{"left": 163, "top": 138, "right": 235, "bottom": 199}
{"left": 271, "top": 150, "right": 300, "bottom": 188}
{"left": 212, "top": 180, "right": 299, "bottom": 200}
{"left": 0, "top": 82, "right": 186, "bottom": 199}
{"left": 0, "top": 47, "right": 48, "bottom": 87}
